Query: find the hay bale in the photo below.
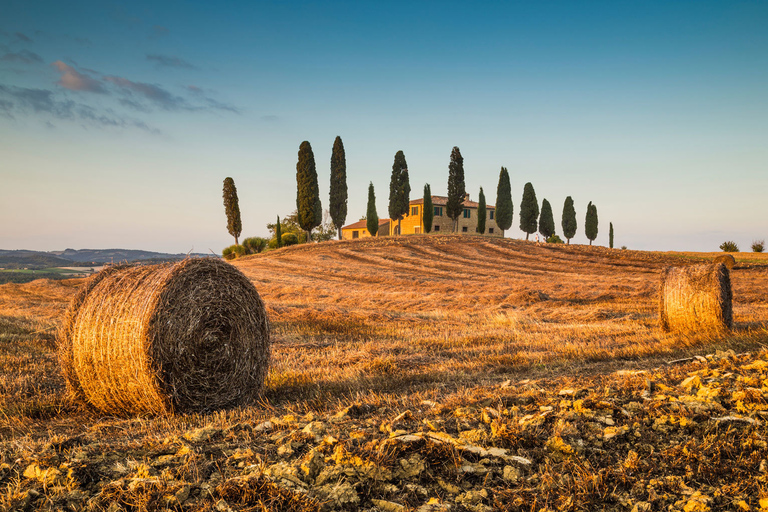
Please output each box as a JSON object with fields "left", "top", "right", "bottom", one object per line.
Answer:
{"left": 714, "top": 254, "right": 736, "bottom": 269}
{"left": 659, "top": 263, "right": 732, "bottom": 333}
{"left": 58, "top": 258, "right": 269, "bottom": 415}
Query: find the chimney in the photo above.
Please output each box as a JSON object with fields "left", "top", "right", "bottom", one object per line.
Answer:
{"left": 464, "top": 193, "right": 470, "bottom": 202}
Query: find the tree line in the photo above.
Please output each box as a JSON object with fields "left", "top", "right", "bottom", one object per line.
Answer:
{"left": 221, "top": 138, "right": 613, "bottom": 256}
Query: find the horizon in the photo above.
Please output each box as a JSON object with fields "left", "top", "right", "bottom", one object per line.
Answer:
{"left": 2, "top": 1, "right": 766, "bottom": 254}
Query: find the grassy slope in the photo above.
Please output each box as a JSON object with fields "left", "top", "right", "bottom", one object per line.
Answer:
{"left": 0, "top": 236, "right": 767, "bottom": 511}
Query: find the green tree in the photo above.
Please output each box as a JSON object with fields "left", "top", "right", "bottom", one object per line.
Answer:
{"left": 446, "top": 146, "right": 466, "bottom": 232}
{"left": 296, "top": 141, "right": 322, "bottom": 242}
{"left": 609, "top": 222, "right": 614, "bottom": 249}
{"left": 477, "top": 187, "right": 487, "bottom": 235}
{"left": 222, "top": 177, "right": 242, "bottom": 244}
{"left": 585, "top": 201, "right": 598, "bottom": 245}
{"left": 538, "top": 198, "right": 555, "bottom": 239}
{"left": 423, "top": 184, "right": 434, "bottom": 234}
{"left": 366, "top": 182, "right": 379, "bottom": 237}
{"left": 495, "top": 167, "right": 513, "bottom": 237}
{"left": 388, "top": 150, "right": 410, "bottom": 235}
{"left": 275, "top": 216, "right": 283, "bottom": 248}
{"left": 519, "top": 182, "right": 539, "bottom": 240}
{"left": 329, "top": 136, "right": 348, "bottom": 239}
{"left": 267, "top": 211, "right": 306, "bottom": 244}
{"left": 561, "top": 196, "right": 577, "bottom": 245}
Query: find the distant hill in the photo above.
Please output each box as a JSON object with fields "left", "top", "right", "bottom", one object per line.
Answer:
{"left": 0, "top": 249, "right": 210, "bottom": 269}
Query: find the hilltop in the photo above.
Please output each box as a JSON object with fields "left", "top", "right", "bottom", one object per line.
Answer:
{"left": 0, "top": 235, "right": 767, "bottom": 511}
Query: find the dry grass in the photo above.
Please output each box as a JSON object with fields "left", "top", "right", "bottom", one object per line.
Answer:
{"left": 59, "top": 258, "right": 270, "bottom": 416}
{"left": 0, "top": 235, "right": 767, "bottom": 510}
{"left": 659, "top": 263, "right": 733, "bottom": 334}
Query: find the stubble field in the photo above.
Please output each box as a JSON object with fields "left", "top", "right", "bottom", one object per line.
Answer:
{"left": 1, "top": 235, "right": 767, "bottom": 511}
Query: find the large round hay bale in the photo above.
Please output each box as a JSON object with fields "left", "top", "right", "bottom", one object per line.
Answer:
{"left": 659, "top": 263, "right": 732, "bottom": 333}
{"left": 714, "top": 253, "right": 736, "bottom": 269}
{"left": 58, "top": 258, "right": 270, "bottom": 415}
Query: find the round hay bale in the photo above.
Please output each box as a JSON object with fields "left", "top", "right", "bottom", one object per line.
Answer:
{"left": 659, "top": 263, "right": 732, "bottom": 333}
{"left": 58, "top": 258, "right": 270, "bottom": 415}
{"left": 714, "top": 253, "right": 736, "bottom": 269}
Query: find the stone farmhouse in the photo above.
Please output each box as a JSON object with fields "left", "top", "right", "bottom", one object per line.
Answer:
{"left": 341, "top": 194, "right": 501, "bottom": 239}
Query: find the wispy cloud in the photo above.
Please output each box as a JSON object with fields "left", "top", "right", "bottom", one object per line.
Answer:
{"left": 104, "top": 75, "right": 188, "bottom": 110}
{"left": 1, "top": 50, "right": 43, "bottom": 64}
{"left": 150, "top": 25, "right": 169, "bottom": 39}
{"left": 187, "top": 85, "right": 241, "bottom": 114}
{"left": 146, "top": 54, "right": 197, "bottom": 70}
{"left": 13, "top": 32, "right": 33, "bottom": 43}
{"left": 52, "top": 60, "right": 106, "bottom": 93}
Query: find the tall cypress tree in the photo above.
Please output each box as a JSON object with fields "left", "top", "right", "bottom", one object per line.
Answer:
{"left": 446, "top": 146, "right": 466, "bottom": 232}
{"left": 609, "top": 222, "right": 614, "bottom": 249}
{"left": 296, "top": 141, "right": 321, "bottom": 242}
{"left": 495, "top": 167, "right": 513, "bottom": 237}
{"left": 585, "top": 201, "right": 599, "bottom": 246}
{"left": 519, "top": 182, "right": 539, "bottom": 240}
{"left": 329, "top": 136, "right": 348, "bottom": 240}
{"left": 275, "top": 215, "right": 282, "bottom": 248}
{"left": 423, "top": 184, "right": 434, "bottom": 234}
{"left": 222, "top": 177, "right": 242, "bottom": 245}
{"left": 561, "top": 196, "right": 577, "bottom": 245}
{"left": 477, "top": 187, "right": 487, "bottom": 235}
{"left": 539, "top": 198, "right": 555, "bottom": 240}
{"left": 366, "top": 182, "right": 379, "bottom": 237}
{"left": 388, "top": 150, "right": 410, "bottom": 235}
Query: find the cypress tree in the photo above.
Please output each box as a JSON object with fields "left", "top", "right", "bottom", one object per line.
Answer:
{"left": 446, "top": 146, "right": 466, "bottom": 232}
{"left": 585, "top": 201, "right": 598, "bottom": 245}
{"left": 366, "top": 182, "right": 379, "bottom": 237}
{"left": 609, "top": 222, "right": 614, "bottom": 249}
{"left": 296, "top": 141, "right": 321, "bottom": 242}
{"left": 495, "top": 167, "right": 513, "bottom": 237}
{"left": 329, "top": 136, "right": 348, "bottom": 240}
{"left": 275, "top": 215, "right": 282, "bottom": 248}
{"left": 477, "top": 187, "right": 487, "bottom": 235}
{"left": 388, "top": 150, "right": 410, "bottom": 235}
{"left": 561, "top": 196, "right": 577, "bottom": 245}
{"left": 539, "top": 198, "right": 555, "bottom": 240}
{"left": 519, "top": 182, "right": 539, "bottom": 240}
{"left": 222, "top": 177, "right": 242, "bottom": 245}
{"left": 423, "top": 184, "right": 434, "bottom": 234}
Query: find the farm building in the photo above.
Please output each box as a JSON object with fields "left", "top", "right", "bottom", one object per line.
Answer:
{"left": 341, "top": 218, "right": 392, "bottom": 240}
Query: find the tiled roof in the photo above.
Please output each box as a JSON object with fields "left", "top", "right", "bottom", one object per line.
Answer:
{"left": 341, "top": 218, "right": 391, "bottom": 230}
{"left": 410, "top": 196, "right": 495, "bottom": 209}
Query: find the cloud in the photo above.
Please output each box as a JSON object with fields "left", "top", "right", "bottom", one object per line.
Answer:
{"left": 186, "top": 85, "right": 241, "bottom": 114}
{"left": 1, "top": 50, "right": 43, "bottom": 64}
{"left": 150, "top": 25, "right": 169, "bottom": 39}
{"left": 13, "top": 32, "right": 33, "bottom": 43}
{"left": 52, "top": 60, "right": 106, "bottom": 93}
{"left": 104, "top": 75, "right": 188, "bottom": 110}
{"left": 146, "top": 53, "right": 197, "bottom": 69}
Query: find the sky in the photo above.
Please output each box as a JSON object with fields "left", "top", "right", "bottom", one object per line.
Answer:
{"left": 1, "top": 0, "right": 766, "bottom": 253}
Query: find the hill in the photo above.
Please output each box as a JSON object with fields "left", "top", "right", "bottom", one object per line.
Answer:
{"left": 0, "top": 235, "right": 767, "bottom": 511}
{"left": 0, "top": 248, "right": 209, "bottom": 268}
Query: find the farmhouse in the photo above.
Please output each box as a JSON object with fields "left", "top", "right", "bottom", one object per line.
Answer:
{"left": 341, "top": 218, "right": 392, "bottom": 240}
{"left": 341, "top": 195, "right": 501, "bottom": 238}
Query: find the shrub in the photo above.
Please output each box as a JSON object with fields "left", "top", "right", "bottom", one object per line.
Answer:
{"left": 546, "top": 234, "right": 564, "bottom": 244}
{"left": 242, "top": 237, "right": 268, "bottom": 255}
{"left": 719, "top": 241, "right": 739, "bottom": 253}
{"left": 281, "top": 233, "right": 299, "bottom": 246}
{"left": 222, "top": 244, "right": 246, "bottom": 260}
{"left": 621, "top": 246, "right": 627, "bottom": 250}
{"left": 752, "top": 240, "right": 765, "bottom": 253}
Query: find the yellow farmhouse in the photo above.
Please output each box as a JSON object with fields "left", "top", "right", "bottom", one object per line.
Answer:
{"left": 341, "top": 194, "right": 502, "bottom": 239}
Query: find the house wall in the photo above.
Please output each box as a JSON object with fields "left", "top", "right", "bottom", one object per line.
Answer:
{"left": 341, "top": 220, "right": 391, "bottom": 240}
{"left": 398, "top": 204, "right": 503, "bottom": 236}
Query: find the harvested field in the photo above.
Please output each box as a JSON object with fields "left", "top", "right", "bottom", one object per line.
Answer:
{"left": 1, "top": 235, "right": 767, "bottom": 511}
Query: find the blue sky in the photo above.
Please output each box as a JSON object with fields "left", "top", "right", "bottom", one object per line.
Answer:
{"left": 1, "top": 1, "right": 766, "bottom": 253}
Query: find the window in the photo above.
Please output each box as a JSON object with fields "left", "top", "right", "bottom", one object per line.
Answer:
{"left": 352, "top": 231, "right": 359, "bottom": 239}
{"left": 462, "top": 226, "right": 468, "bottom": 232}
{"left": 434, "top": 206, "right": 443, "bottom": 216}
{"left": 489, "top": 228, "right": 494, "bottom": 234}
{"left": 434, "top": 225, "right": 440, "bottom": 232}
{"left": 463, "top": 208, "right": 470, "bottom": 218}
{"left": 489, "top": 210, "right": 494, "bottom": 220}
{"left": 411, "top": 206, "right": 419, "bottom": 216}
{"left": 414, "top": 226, "right": 421, "bottom": 234}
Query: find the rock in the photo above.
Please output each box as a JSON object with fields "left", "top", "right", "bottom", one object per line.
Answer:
{"left": 300, "top": 448, "right": 325, "bottom": 483}
{"left": 175, "top": 484, "right": 191, "bottom": 504}
{"left": 631, "top": 501, "right": 651, "bottom": 512}
{"left": 416, "top": 498, "right": 451, "bottom": 511}
{"left": 396, "top": 454, "right": 426, "bottom": 479}
{"left": 372, "top": 499, "right": 406, "bottom": 512}
{"left": 183, "top": 426, "right": 221, "bottom": 443}
{"left": 314, "top": 481, "right": 359, "bottom": 510}
{"left": 302, "top": 421, "right": 327, "bottom": 442}
{"left": 265, "top": 462, "right": 306, "bottom": 490}
{"left": 437, "top": 478, "right": 461, "bottom": 494}
{"left": 459, "top": 461, "right": 488, "bottom": 475}
{"left": 215, "top": 499, "right": 232, "bottom": 512}
{"left": 502, "top": 465, "right": 522, "bottom": 483}
{"left": 456, "top": 489, "right": 492, "bottom": 512}
{"left": 253, "top": 420, "right": 274, "bottom": 432}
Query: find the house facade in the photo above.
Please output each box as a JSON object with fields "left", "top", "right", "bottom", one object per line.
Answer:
{"left": 340, "top": 218, "right": 392, "bottom": 240}
{"left": 394, "top": 195, "right": 502, "bottom": 236}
